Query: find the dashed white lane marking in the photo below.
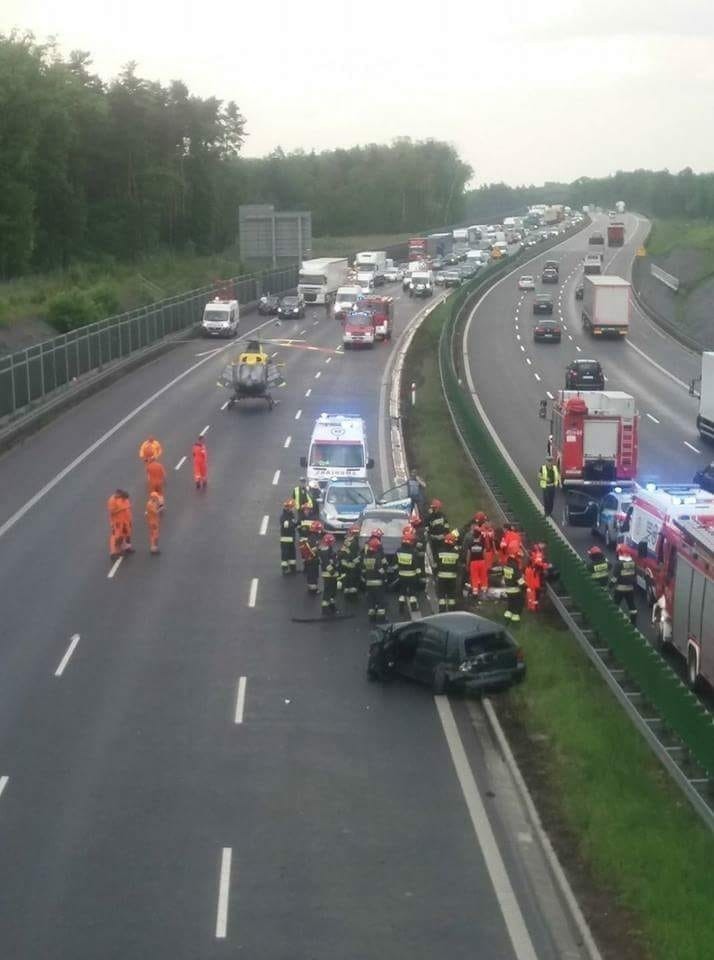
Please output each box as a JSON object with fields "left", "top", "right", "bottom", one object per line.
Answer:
{"left": 684, "top": 440, "right": 702, "bottom": 454}
{"left": 547, "top": 390, "right": 555, "bottom": 400}
{"left": 325, "top": 356, "right": 331, "bottom": 364}
{"left": 575, "top": 345, "right": 582, "bottom": 352}
{"left": 534, "top": 372, "right": 541, "bottom": 381}
{"left": 300, "top": 329, "right": 307, "bottom": 336}
{"left": 200, "top": 424, "right": 210, "bottom": 436}
{"left": 54, "top": 634, "right": 80, "bottom": 678}
{"left": 516, "top": 334, "right": 521, "bottom": 341}
{"left": 304, "top": 389, "right": 312, "bottom": 398}
{"left": 0, "top": 776, "right": 8, "bottom": 799}
{"left": 603, "top": 375, "right": 609, "bottom": 382}
{"left": 175, "top": 456, "right": 187, "bottom": 471}
{"left": 646, "top": 413, "right": 660, "bottom": 424}
{"left": 435, "top": 697, "right": 538, "bottom": 960}
{"left": 315, "top": 371, "right": 321, "bottom": 379}
{"left": 272, "top": 470, "right": 280, "bottom": 486}
{"left": 234, "top": 677, "right": 247, "bottom": 724}
{"left": 284, "top": 435, "right": 292, "bottom": 449}
{"left": 313, "top": 320, "right": 320, "bottom": 325}
{"left": 568, "top": 334, "right": 573, "bottom": 341}
{"left": 271, "top": 351, "right": 278, "bottom": 358}
{"left": 520, "top": 345, "right": 525, "bottom": 353}
{"left": 295, "top": 409, "right": 302, "bottom": 420}
{"left": 220, "top": 400, "right": 230, "bottom": 411}
{"left": 248, "top": 578, "right": 259, "bottom": 607}
{"left": 259, "top": 515, "right": 269, "bottom": 536}
{"left": 107, "top": 557, "right": 123, "bottom": 579}
{"left": 526, "top": 358, "right": 532, "bottom": 366}
{"left": 215, "top": 847, "right": 232, "bottom": 938}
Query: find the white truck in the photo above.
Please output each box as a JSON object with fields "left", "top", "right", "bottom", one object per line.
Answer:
{"left": 298, "top": 258, "right": 349, "bottom": 305}
{"left": 694, "top": 351, "right": 714, "bottom": 442}
{"left": 355, "top": 251, "right": 387, "bottom": 289}
{"left": 616, "top": 200, "right": 626, "bottom": 214}
{"left": 581, "top": 276, "right": 630, "bottom": 337}
{"left": 543, "top": 207, "right": 560, "bottom": 225}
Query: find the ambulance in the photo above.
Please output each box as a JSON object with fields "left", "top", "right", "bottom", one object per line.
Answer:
{"left": 300, "top": 413, "right": 374, "bottom": 488}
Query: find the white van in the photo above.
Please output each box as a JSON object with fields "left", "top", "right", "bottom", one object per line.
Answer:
{"left": 300, "top": 413, "right": 374, "bottom": 487}
{"left": 201, "top": 298, "right": 239, "bottom": 337}
{"left": 334, "top": 285, "right": 363, "bottom": 316}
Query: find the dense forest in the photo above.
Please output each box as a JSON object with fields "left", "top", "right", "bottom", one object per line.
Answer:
{"left": 0, "top": 33, "right": 472, "bottom": 281}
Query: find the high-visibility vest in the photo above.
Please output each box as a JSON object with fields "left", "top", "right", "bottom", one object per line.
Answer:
{"left": 436, "top": 549, "right": 459, "bottom": 579}
{"left": 589, "top": 559, "right": 609, "bottom": 583}
{"left": 614, "top": 557, "right": 635, "bottom": 592}
{"left": 503, "top": 563, "right": 525, "bottom": 595}
{"left": 293, "top": 486, "right": 313, "bottom": 510}
{"left": 539, "top": 464, "right": 560, "bottom": 489}
{"left": 396, "top": 548, "right": 418, "bottom": 578}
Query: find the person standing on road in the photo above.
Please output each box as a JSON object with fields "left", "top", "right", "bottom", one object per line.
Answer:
{"left": 587, "top": 545, "right": 610, "bottom": 588}
{"left": 539, "top": 456, "right": 560, "bottom": 517}
{"left": 610, "top": 546, "right": 637, "bottom": 624}
{"left": 292, "top": 478, "right": 313, "bottom": 513}
{"left": 192, "top": 437, "right": 208, "bottom": 490}
{"left": 107, "top": 490, "right": 126, "bottom": 561}
{"left": 279, "top": 499, "right": 298, "bottom": 574}
{"left": 467, "top": 527, "right": 488, "bottom": 598}
{"left": 362, "top": 534, "right": 388, "bottom": 623}
{"left": 145, "top": 491, "right": 164, "bottom": 555}
{"left": 300, "top": 520, "right": 322, "bottom": 594}
{"left": 139, "top": 436, "right": 163, "bottom": 462}
{"left": 146, "top": 456, "right": 167, "bottom": 497}
{"left": 407, "top": 471, "right": 427, "bottom": 515}
{"left": 426, "top": 499, "right": 448, "bottom": 554}
{"left": 318, "top": 533, "right": 340, "bottom": 615}
{"left": 396, "top": 526, "right": 421, "bottom": 613}
{"left": 117, "top": 490, "right": 135, "bottom": 556}
{"left": 435, "top": 531, "right": 460, "bottom": 612}
{"left": 503, "top": 550, "right": 526, "bottom": 622}
{"left": 339, "top": 525, "right": 361, "bottom": 599}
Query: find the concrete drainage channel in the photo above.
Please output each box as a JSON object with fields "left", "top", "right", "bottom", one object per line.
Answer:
{"left": 437, "top": 254, "right": 714, "bottom": 830}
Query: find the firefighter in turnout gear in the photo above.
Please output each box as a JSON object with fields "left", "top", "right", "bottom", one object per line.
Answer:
{"left": 610, "top": 547, "right": 637, "bottom": 623}
{"left": 503, "top": 551, "right": 526, "bottom": 622}
{"left": 539, "top": 456, "right": 560, "bottom": 518}
{"left": 298, "top": 502, "right": 315, "bottom": 539}
{"left": 318, "top": 533, "right": 339, "bottom": 614}
{"left": 279, "top": 499, "right": 298, "bottom": 574}
{"left": 426, "top": 499, "right": 449, "bottom": 553}
{"left": 587, "top": 545, "right": 610, "bottom": 588}
{"left": 362, "top": 533, "right": 388, "bottom": 622}
{"left": 435, "top": 531, "right": 460, "bottom": 611}
{"left": 300, "top": 520, "right": 322, "bottom": 594}
{"left": 410, "top": 516, "right": 428, "bottom": 592}
{"left": 396, "top": 526, "right": 421, "bottom": 613}
{"left": 338, "top": 525, "right": 361, "bottom": 598}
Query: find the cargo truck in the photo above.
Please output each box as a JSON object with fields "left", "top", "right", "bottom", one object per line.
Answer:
{"left": 298, "top": 258, "right": 349, "bottom": 305}
{"left": 582, "top": 276, "right": 630, "bottom": 337}
{"left": 409, "top": 237, "right": 428, "bottom": 261}
{"left": 427, "top": 233, "right": 453, "bottom": 258}
{"left": 355, "top": 251, "right": 387, "bottom": 288}
{"left": 607, "top": 222, "right": 625, "bottom": 246}
{"left": 583, "top": 254, "right": 603, "bottom": 275}
{"left": 551, "top": 390, "right": 638, "bottom": 486}
{"left": 692, "top": 351, "right": 714, "bottom": 442}
{"left": 616, "top": 200, "right": 626, "bottom": 213}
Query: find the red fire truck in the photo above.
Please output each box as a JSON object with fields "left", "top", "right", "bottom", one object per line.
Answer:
{"left": 358, "top": 295, "right": 393, "bottom": 341}
{"left": 654, "top": 517, "right": 714, "bottom": 689}
{"left": 551, "top": 391, "right": 638, "bottom": 485}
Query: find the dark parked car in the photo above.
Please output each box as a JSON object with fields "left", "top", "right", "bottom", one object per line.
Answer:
{"left": 533, "top": 294, "right": 554, "bottom": 315}
{"left": 543, "top": 259, "right": 559, "bottom": 274}
{"left": 430, "top": 258, "right": 445, "bottom": 272}
{"left": 589, "top": 233, "right": 605, "bottom": 245}
{"left": 541, "top": 268, "right": 559, "bottom": 284}
{"left": 694, "top": 462, "right": 714, "bottom": 493}
{"left": 533, "top": 318, "right": 562, "bottom": 342}
{"left": 565, "top": 358, "right": 605, "bottom": 390}
{"left": 575, "top": 283, "right": 584, "bottom": 300}
{"left": 442, "top": 270, "right": 462, "bottom": 288}
{"left": 277, "top": 294, "right": 305, "bottom": 319}
{"left": 258, "top": 293, "right": 280, "bottom": 316}
{"left": 367, "top": 612, "right": 526, "bottom": 694}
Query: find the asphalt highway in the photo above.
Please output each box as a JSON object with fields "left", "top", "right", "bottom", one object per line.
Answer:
{"left": 0, "top": 286, "right": 588, "bottom": 957}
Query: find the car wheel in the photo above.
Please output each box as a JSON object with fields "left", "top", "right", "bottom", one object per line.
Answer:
{"left": 432, "top": 666, "right": 448, "bottom": 695}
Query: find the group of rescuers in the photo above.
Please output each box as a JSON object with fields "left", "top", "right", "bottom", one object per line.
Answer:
{"left": 281, "top": 479, "right": 555, "bottom": 623}
{"left": 106, "top": 435, "right": 208, "bottom": 560}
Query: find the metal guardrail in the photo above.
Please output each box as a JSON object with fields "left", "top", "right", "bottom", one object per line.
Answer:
{"left": 432, "top": 248, "right": 714, "bottom": 830}
{"left": 0, "top": 264, "right": 299, "bottom": 422}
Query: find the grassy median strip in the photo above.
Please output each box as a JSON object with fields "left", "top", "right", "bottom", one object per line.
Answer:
{"left": 402, "top": 301, "right": 714, "bottom": 960}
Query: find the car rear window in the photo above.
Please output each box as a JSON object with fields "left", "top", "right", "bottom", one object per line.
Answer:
{"left": 464, "top": 633, "right": 512, "bottom": 657}
{"left": 577, "top": 362, "right": 600, "bottom": 375}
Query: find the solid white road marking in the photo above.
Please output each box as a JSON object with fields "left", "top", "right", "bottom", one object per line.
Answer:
{"left": 646, "top": 413, "right": 660, "bottom": 424}
{"left": 684, "top": 440, "right": 702, "bottom": 454}
{"left": 107, "top": 557, "right": 123, "bottom": 579}
{"left": 200, "top": 424, "right": 210, "bottom": 436}
{"left": 284, "top": 436, "right": 292, "bottom": 449}
{"left": 175, "top": 456, "right": 187, "bottom": 471}
{"left": 195, "top": 348, "right": 223, "bottom": 358}
{"left": 220, "top": 400, "right": 230, "bottom": 411}
{"left": 547, "top": 391, "right": 555, "bottom": 400}
{"left": 54, "top": 634, "right": 80, "bottom": 678}
{"left": 0, "top": 776, "right": 8, "bottom": 799}
{"left": 315, "top": 371, "right": 321, "bottom": 379}
{"left": 272, "top": 470, "right": 280, "bottom": 486}
{"left": 215, "top": 847, "right": 232, "bottom": 939}
{"left": 259, "top": 515, "right": 269, "bottom": 536}
{"left": 248, "top": 578, "right": 259, "bottom": 607}
{"left": 295, "top": 409, "right": 302, "bottom": 420}
{"left": 234, "top": 677, "right": 247, "bottom": 724}
{"left": 304, "top": 389, "right": 312, "bottom": 398}
{"left": 435, "top": 697, "right": 538, "bottom": 960}
{"left": 625, "top": 338, "right": 690, "bottom": 390}
{"left": 534, "top": 372, "right": 541, "bottom": 381}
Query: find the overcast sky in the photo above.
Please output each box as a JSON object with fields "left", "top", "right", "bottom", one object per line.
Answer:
{"left": 3, "top": 0, "right": 712, "bottom": 186}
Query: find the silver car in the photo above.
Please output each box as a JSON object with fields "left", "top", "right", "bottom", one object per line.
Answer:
{"left": 320, "top": 478, "right": 376, "bottom": 533}
{"left": 594, "top": 488, "right": 634, "bottom": 549}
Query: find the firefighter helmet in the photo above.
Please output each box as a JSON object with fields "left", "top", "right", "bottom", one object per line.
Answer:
{"left": 473, "top": 511, "right": 487, "bottom": 524}
{"left": 310, "top": 520, "right": 323, "bottom": 534}
{"left": 283, "top": 498, "right": 296, "bottom": 510}
{"left": 372, "top": 528, "right": 384, "bottom": 539}
{"left": 401, "top": 526, "right": 415, "bottom": 543}
{"left": 430, "top": 498, "right": 442, "bottom": 511}
{"left": 587, "top": 545, "right": 603, "bottom": 558}
{"left": 367, "top": 536, "right": 382, "bottom": 553}
{"left": 322, "top": 533, "right": 336, "bottom": 546}
{"left": 348, "top": 524, "right": 360, "bottom": 535}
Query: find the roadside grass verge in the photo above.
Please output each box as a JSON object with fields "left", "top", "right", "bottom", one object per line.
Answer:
{"left": 646, "top": 217, "right": 714, "bottom": 260}
{"left": 402, "top": 302, "right": 714, "bottom": 960}
{"left": 312, "top": 233, "right": 412, "bottom": 258}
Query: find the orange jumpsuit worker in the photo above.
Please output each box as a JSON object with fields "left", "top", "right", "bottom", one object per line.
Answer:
{"left": 139, "top": 437, "right": 163, "bottom": 462}
{"left": 146, "top": 457, "right": 167, "bottom": 496}
{"left": 107, "top": 490, "right": 125, "bottom": 560}
{"left": 145, "top": 491, "right": 164, "bottom": 555}
{"left": 117, "top": 490, "right": 135, "bottom": 555}
{"left": 192, "top": 437, "right": 208, "bottom": 490}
